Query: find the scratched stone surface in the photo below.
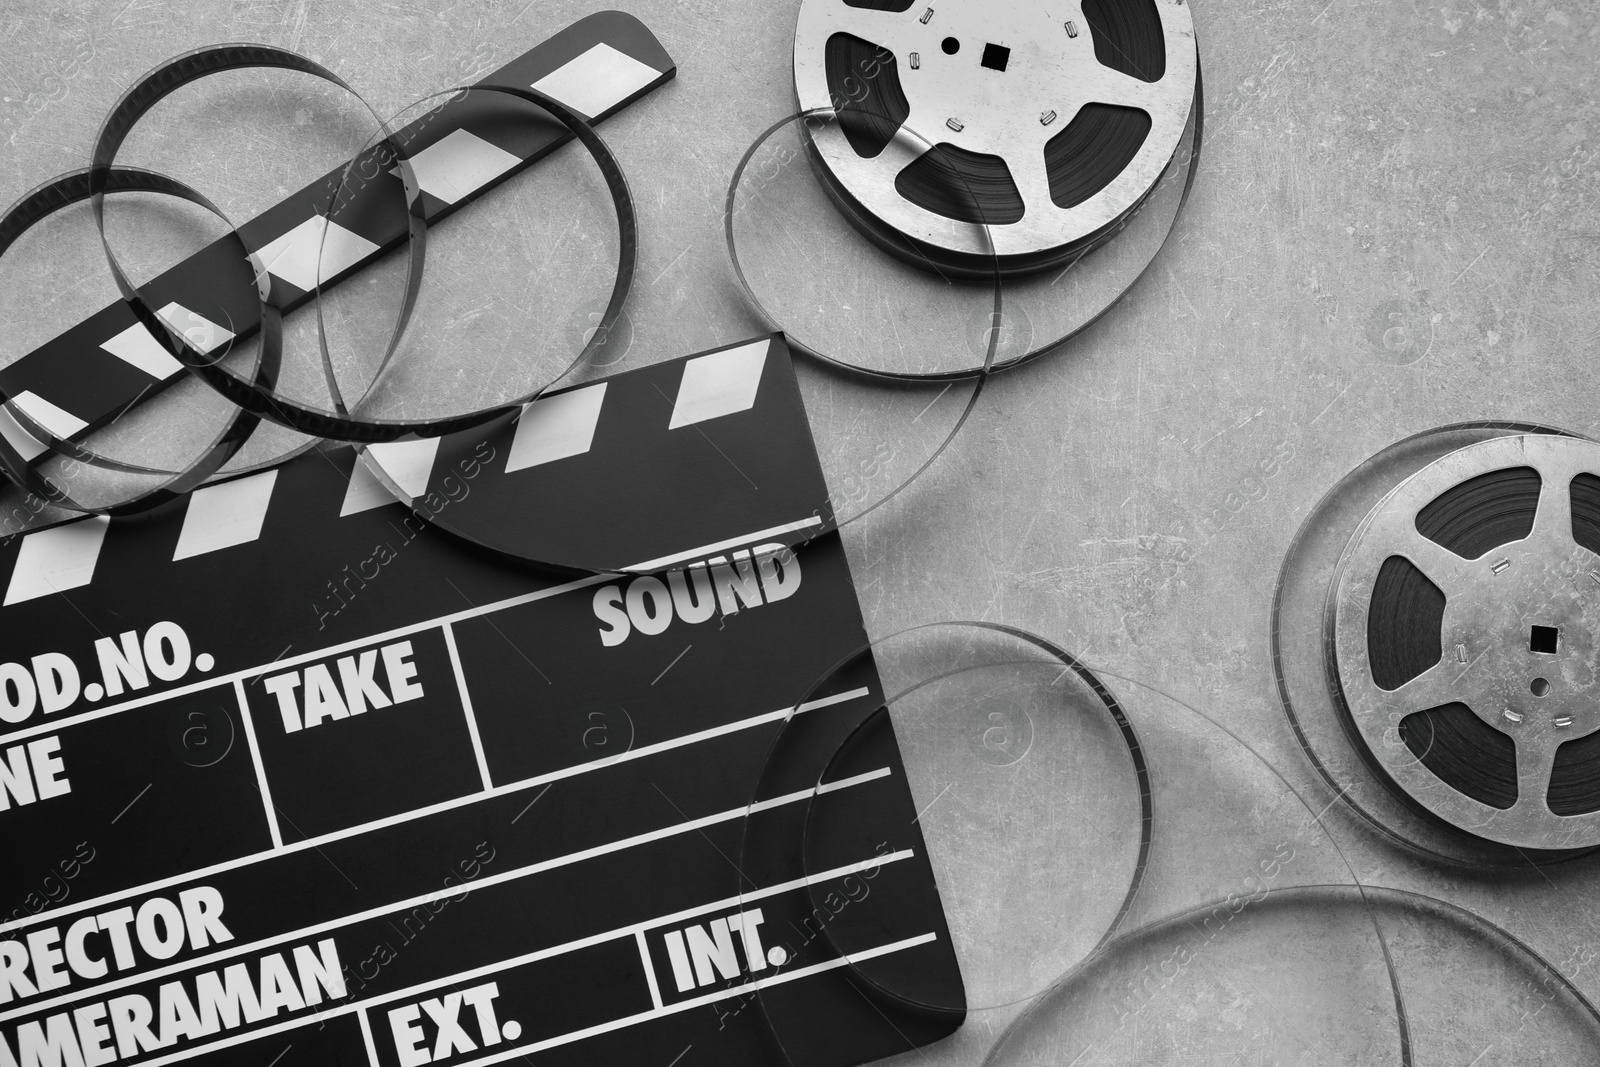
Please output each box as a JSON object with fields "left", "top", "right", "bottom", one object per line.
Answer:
{"left": 2, "top": 0, "right": 1600, "bottom": 1063}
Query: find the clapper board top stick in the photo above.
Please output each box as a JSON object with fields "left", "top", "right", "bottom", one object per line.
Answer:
{"left": 0, "top": 10, "right": 675, "bottom": 462}
{"left": 0, "top": 336, "right": 965, "bottom": 1067}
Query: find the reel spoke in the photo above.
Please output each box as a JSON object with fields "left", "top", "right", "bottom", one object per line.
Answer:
{"left": 1079, "top": 65, "right": 1170, "bottom": 115}
{"left": 1527, "top": 457, "right": 1579, "bottom": 556}
{"left": 829, "top": 7, "right": 923, "bottom": 56}
{"left": 1386, "top": 661, "right": 1468, "bottom": 717}
{"left": 1393, "top": 524, "right": 1478, "bottom": 602}
{"left": 1513, "top": 740, "right": 1561, "bottom": 816}
{"left": 1010, "top": 149, "right": 1061, "bottom": 224}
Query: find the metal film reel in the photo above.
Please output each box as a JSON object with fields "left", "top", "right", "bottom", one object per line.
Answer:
{"left": 793, "top": 0, "right": 1197, "bottom": 276}
{"left": 1330, "top": 434, "right": 1600, "bottom": 851}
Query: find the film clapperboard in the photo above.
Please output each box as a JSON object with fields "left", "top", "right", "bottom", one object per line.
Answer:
{"left": 0, "top": 326, "right": 966, "bottom": 1067}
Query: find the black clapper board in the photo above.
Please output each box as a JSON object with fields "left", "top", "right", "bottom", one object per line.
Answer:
{"left": 0, "top": 336, "right": 965, "bottom": 1067}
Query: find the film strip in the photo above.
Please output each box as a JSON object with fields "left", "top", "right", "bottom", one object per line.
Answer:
{"left": 0, "top": 340, "right": 961, "bottom": 1067}
{"left": 744, "top": 623, "right": 1415, "bottom": 1065}
{"left": 0, "top": 11, "right": 675, "bottom": 464}
{"left": 981, "top": 882, "right": 1600, "bottom": 1065}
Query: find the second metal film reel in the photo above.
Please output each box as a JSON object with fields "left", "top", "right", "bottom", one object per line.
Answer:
{"left": 1276, "top": 424, "right": 1600, "bottom": 863}
{"left": 1331, "top": 434, "right": 1600, "bottom": 853}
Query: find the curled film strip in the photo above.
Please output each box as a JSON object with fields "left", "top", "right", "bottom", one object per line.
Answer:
{"left": 732, "top": 622, "right": 1435, "bottom": 1066}
{"left": 0, "top": 164, "right": 286, "bottom": 516}
{"left": 724, "top": 110, "right": 1003, "bottom": 536}
{"left": 0, "top": 18, "right": 669, "bottom": 540}
{"left": 0, "top": 13, "right": 671, "bottom": 441}
{"left": 982, "top": 884, "right": 1600, "bottom": 1066}
{"left": 0, "top": 58, "right": 418, "bottom": 508}
{"left": 0, "top": 44, "right": 447, "bottom": 516}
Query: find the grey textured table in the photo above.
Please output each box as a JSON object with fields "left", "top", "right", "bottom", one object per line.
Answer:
{"left": 2, "top": 0, "right": 1598, "bottom": 1064}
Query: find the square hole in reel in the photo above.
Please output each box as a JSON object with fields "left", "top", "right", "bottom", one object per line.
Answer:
{"left": 1530, "top": 625, "right": 1559, "bottom": 654}
{"left": 982, "top": 43, "right": 1010, "bottom": 71}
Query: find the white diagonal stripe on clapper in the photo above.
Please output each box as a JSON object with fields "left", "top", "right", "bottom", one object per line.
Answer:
{"left": 342, "top": 438, "right": 443, "bottom": 516}
{"left": 100, "top": 302, "right": 235, "bottom": 384}
{"left": 0, "top": 406, "right": 49, "bottom": 462}
{"left": 173, "top": 470, "right": 280, "bottom": 561}
{"left": 393, "top": 128, "right": 521, "bottom": 206}
{"left": 8, "top": 392, "right": 85, "bottom": 441}
{"left": 248, "top": 216, "right": 379, "bottom": 293}
{"left": 507, "top": 382, "right": 607, "bottom": 472}
{"left": 530, "top": 42, "right": 662, "bottom": 119}
{"left": 4, "top": 517, "right": 111, "bottom": 606}
{"left": 668, "top": 340, "right": 768, "bottom": 429}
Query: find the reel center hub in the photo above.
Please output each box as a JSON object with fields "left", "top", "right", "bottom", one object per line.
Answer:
{"left": 875, "top": 3, "right": 1096, "bottom": 158}
{"left": 1438, "top": 521, "right": 1600, "bottom": 748}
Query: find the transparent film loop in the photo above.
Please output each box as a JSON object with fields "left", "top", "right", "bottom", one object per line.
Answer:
{"left": 734, "top": 621, "right": 1412, "bottom": 1067}
{"left": 331, "top": 83, "right": 630, "bottom": 519}
{"left": 86, "top": 46, "right": 419, "bottom": 475}
{"left": 314, "top": 84, "right": 634, "bottom": 440}
{"left": 982, "top": 885, "right": 1600, "bottom": 1067}
{"left": 725, "top": 108, "right": 1001, "bottom": 382}
{"left": 1272, "top": 421, "right": 1600, "bottom": 868}
{"left": 723, "top": 108, "right": 999, "bottom": 541}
